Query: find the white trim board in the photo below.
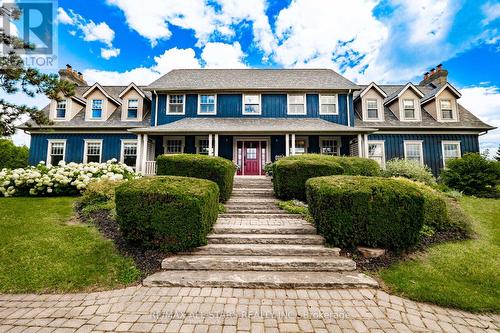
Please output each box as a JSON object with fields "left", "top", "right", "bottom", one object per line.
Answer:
{"left": 403, "top": 140, "right": 424, "bottom": 165}
{"left": 441, "top": 140, "right": 461, "bottom": 168}
{"left": 46, "top": 139, "right": 66, "bottom": 165}
{"left": 166, "top": 94, "right": 186, "bottom": 115}
{"left": 287, "top": 93, "right": 307, "bottom": 115}
{"left": 83, "top": 139, "right": 103, "bottom": 163}
{"left": 197, "top": 94, "right": 217, "bottom": 115}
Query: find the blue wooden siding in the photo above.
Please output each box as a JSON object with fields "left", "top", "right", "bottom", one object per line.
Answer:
{"left": 369, "top": 134, "right": 480, "bottom": 175}
{"left": 29, "top": 133, "right": 137, "bottom": 165}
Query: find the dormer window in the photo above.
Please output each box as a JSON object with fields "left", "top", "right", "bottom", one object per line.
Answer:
{"left": 167, "top": 95, "right": 185, "bottom": 114}
{"left": 288, "top": 94, "right": 306, "bottom": 115}
{"left": 366, "top": 99, "right": 379, "bottom": 119}
{"left": 91, "top": 99, "right": 103, "bottom": 119}
{"left": 440, "top": 100, "right": 454, "bottom": 120}
{"left": 56, "top": 100, "right": 67, "bottom": 119}
{"left": 198, "top": 94, "right": 216, "bottom": 115}
{"left": 127, "top": 99, "right": 138, "bottom": 119}
{"left": 403, "top": 99, "right": 416, "bottom": 119}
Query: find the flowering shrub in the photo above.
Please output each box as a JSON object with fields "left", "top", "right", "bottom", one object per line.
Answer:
{"left": 382, "top": 158, "right": 436, "bottom": 186}
{"left": 0, "top": 159, "right": 139, "bottom": 197}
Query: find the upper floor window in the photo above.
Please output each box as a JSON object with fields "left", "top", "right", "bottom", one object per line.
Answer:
{"left": 366, "top": 99, "right": 379, "bottom": 119}
{"left": 404, "top": 141, "right": 424, "bottom": 165}
{"left": 56, "top": 100, "right": 67, "bottom": 119}
{"left": 164, "top": 136, "right": 184, "bottom": 154}
{"left": 368, "top": 141, "right": 385, "bottom": 167}
{"left": 167, "top": 95, "right": 184, "bottom": 114}
{"left": 440, "top": 99, "right": 454, "bottom": 120}
{"left": 243, "top": 94, "right": 261, "bottom": 115}
{"left": 84, "top": 140, "right": 102, "bottom": 163}
{"left": 442, "top": 141, "right": 461, "bottom": 167}
{"left": 319, "top": 94, "right": 337, "bottom": 115}
{"left": 121, "top": 140, "right": 137, "bottom": 167}
{"left": 288, "top": 94, "right": 306, "bottom": 115}
{"left": 47, "top": 140, "right": 65, "bottom": 165}
{"left": 198, "top": 94, "right": 216, "bottom": 115}
{"left": 320, "top": 137, "right": 340, "bottom": 156}
{"left": 403, "top": 99, "right": 416, "bottom": 120}
{"left": 127, "top": 99, "right": 138, "bottom": 119}
{"left": 91, "top": 99, "right": 103, "bottom": 119}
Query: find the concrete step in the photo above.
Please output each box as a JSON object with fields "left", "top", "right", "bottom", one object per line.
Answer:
{"left": 224, "top": 208, "right": 285, "bottom": 214}
{"left": 233, "top": 188, "right": 273, "bottom": 193}
{"left": 181, "top": 244, "right": 341, "bottom": 256}
{"left": 143, "top": 270, "right": 378, "bottom": 289}
{"left": 161, "top": 255, "right": 356, "bottom": 271}
{"left": 225, "top": 202, "right": 278, "bottom": 209}
{"left": 218, "top": 213, "right": 304, "bottom": 219}
{"left": 231, "top": 193, "right": 275, "bottom": 198}
{"left": 207, "top": 233, "right": 324, "bottom": 245}
{"left": 212, "top": 225, "right": 315, "bottom": 235}
{"left": 226, "top": 198, "right": 278, "bottom": 204}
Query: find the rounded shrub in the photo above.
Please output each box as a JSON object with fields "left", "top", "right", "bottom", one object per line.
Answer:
{"left": 383, "top": 158, "right": 436, "bottom": 186}
{"left": 79, "top": 179, "right": 124, "bottom": 213}
{"left": 156, "top": 154, "right": 236, "bottom": 202}
{"left": 115, "top": 176, "right": 219, "bottom": 252}
{"left": 306, "top": 175, "right": 425, "bottom": 250}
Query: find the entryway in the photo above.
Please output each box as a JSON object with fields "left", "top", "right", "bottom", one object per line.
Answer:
{"left": 235, "top": 139, "right": 270, "bottom": 176}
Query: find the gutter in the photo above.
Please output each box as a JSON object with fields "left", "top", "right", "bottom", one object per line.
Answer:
{"left": 153, "top": 90, "right": 158, "bottom": 127}
{"left": 346, "top": 89, "right": 351, "bottom": 126}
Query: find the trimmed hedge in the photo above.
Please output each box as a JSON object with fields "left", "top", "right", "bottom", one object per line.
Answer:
{"left": 115, "top": 176, "right": 219, "bottom": 252}
{"left": 306, "top": 176, "right": 425, "bottom": 250}
{"left": 156, "top": 154, "right": 236, "bottom": 202}
{"left": 273, "top": 154, "right": 381, "bottom": 201}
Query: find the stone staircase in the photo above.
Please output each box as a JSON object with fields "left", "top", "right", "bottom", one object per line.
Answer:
{"left": 143, "top": 176, "right": 378, "bottom": 289}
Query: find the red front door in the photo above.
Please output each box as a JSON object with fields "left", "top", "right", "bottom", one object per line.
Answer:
{"left": 243, "top": 141, "right": 260, "bottom": 175}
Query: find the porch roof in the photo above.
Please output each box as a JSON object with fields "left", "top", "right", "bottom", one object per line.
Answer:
{"left": 130, "top": 117, "right": 376, "bottom": 134}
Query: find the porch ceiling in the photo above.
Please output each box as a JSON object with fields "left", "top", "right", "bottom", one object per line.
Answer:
{"left": 130, "top": 117, "right": 376, "bottom": 134}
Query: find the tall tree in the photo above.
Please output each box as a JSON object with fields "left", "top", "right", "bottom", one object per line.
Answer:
{"left": 496, "top": 145, "right": 500, "bottom": 162}
{"left": 0, "top": 5, "right": 74, "bottom": 136}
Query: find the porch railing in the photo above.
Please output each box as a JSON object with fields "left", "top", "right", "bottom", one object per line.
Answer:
{"left": 144, "top": 161, "right": 157, "bottom": 176}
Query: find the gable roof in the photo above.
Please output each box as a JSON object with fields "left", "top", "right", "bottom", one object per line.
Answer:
{"left": 357, "top": 82, "right": 387, "bottom": 99}
{"left": 421, "top": 82, "right": 461, "bottom": 104}
{"left": 119, "top": 82, "right": 148, "bottom": 100}
{"left": 384, "top": 82, "right": 424, "bottom": 105}
{"left": 146, "top": 69, "right": 360, "bottom": 91}
{"left": 82, "top": 83, "right": 122, "bottom": 105}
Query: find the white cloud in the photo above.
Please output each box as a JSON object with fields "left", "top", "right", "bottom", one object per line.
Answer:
{"left": 201, "top": 42, "right": 246, "bottom": 68}
{"left": 100, "top": 47, "right": 121, "bottom": 60}
{"left": 56, "top": 7, "right": 74, "bottom": 25}
{"left": 80, "top": 21, "right": 115, "bottom": 47}
{"left": 153, "top": 47, "right": 201, "bottom": 74}
{"left": 481, "top": 1, "right": 500, "bottom": 25}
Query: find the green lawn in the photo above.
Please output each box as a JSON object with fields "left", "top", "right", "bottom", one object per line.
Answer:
{"left": 0, "top": 197, "right": 140, "bottom": 293}
{"left": 379, "top": 197, "right": 500, "bottom": 312}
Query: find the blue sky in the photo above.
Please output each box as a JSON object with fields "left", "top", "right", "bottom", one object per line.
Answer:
{"left": 9, "top": 0, "right": 500, "bottom": 153}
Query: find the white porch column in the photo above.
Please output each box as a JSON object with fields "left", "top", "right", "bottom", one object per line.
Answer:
{"left": 291, "top": 134, "right": 296, "bottom": 156}
{"left": 364, "top": 134, "right": 369, "bottom": 158}
{"left": 136, "top": 134, "right": 142, "bottom": 172}
{"left": 357, "top": 134, "right": 363, "bottom": 157}
{"left": 142, "top": 134, "right": 148, "bottom": 174}
{"left": 285, "top": 134, "right": 290, "bottom": 156}
{"left": 214, "top": 134, "right": 219, "bottom": 156}
{"left": 208, "top": 134, "right": 213, "bottom": 156}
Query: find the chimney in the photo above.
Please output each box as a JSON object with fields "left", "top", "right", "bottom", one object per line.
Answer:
{"left": 419, "top": 64, "right": 448, "bottom": 86}
{"left": 58, "top": 64, "right": 87, "bottom": 86}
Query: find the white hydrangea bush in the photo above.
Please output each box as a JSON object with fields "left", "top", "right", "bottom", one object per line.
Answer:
{"left": 0, "top": 159, "right": 140, "bottom": 197}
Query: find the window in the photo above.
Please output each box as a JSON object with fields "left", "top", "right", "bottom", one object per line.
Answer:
{"left": 291, "top": 136, "right": 308, "bottom": 155}
{"left": 288, "top": 94, "right": 306, "bottom": 115}
{"left": 196, "top": 136, "right": 210, "bottom": 155}
{"left": 243, "top": 94, "right": 260, "bottom": 115}
{"left": 366, "top": 99, "right": 379, "bottom": 119}
{"left": 368, "top": 141, "right": 385, "bottom": 167}
{"left": 320, "top": 137, "right": 340, "bottom": 156}
{"left": 198, "top": 94, "right": 216, "bottom": 115}
{"left": 56, "top": 99, "right": 67, "bottom": 119}
{"left": 47, "top": 140, "right": 65, "bottom": 165}
{"left": 127, "top": 99, "right": 138, "bottom": 119}
{"left": 319, "top": 94, "right": 337, "bottom": 115}
{"left": 403, "top": 99, "right": 416, "bottom": 119}
{"left": 442, "top": 141, "right": 461, "bottom": 167}
{"left": 91, "top": 99, "right": 103, "bottom": 119}
{"left": 404, "top": 141, "right": 424, "bottom": 165}
{"left": 84, "top": 140, "right": 102, "bottom": 163}
{"left": 163, "top": 136, "right": 184, "bottom": 154}
{"left": 167, "top": 95, "right": 184, "bottom": 114}
{"left": 121, "top": 140, "right": 137, "bottom": 167}
{"left": 440, "top": 100, "right": 454, "bottom": 120}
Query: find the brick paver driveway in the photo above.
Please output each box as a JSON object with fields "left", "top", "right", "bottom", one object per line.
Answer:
{"left": 0, "top": 286, "right": 498, "bottom": 332}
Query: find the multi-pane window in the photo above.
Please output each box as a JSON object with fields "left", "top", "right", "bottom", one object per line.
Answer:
{"left": 196, "top": 137, "right": 210, "bottom": 155}
{"left": 243, "top": 94, "right": 260, "bottom": 115}
{"left": 320, "top": 138, "right": 340, "bottom": 156}
{"left": 168, "top": 95, "right": 184, "bottom": 114}
{"left": 368, "top": 142, "right": 385, "bottom": 167}
{"left": 288, "top": 94, "right": 305, "bottom": 114}
{"left": 404, "top": 141, "right": 423, "bottom": 165}
{"left": 121, "top": 141, "right": 137, "bottom": 167}
{"left": 84, "top": 141, "right": 102, "bottom": 163}
{"left": 56, "top": 100, "right": 67, "bottom": 119}
{"left": 164, "top": 137, "right": 184, "bottom": 154}
{"left": 48, "top": 141, "right": 65, "bottom": 165}
{"left": 320, "top": 94, "right": 337, "bottom": 114}
{"left": 442, "top": 141, "right": 461, "bottom": 167}
{"left": 366, "top": 99, "right": 379, "bottom": 119}
{"left": 127, "top": 99, "right": 138, "bottom": 119}
{"left": 292, "top": 137, "right": 308, "bottom": 155}
{"left": 91, "top": 99, "right": 103, "bottom": 119}
{"left": 199, "top": 95, "right": 216, "bottom": 114}
{"left": 403, "top": 99, "right": 416, "bottom": 119}
{"left": 440, "top": 100, "right": 454, "bottom": 120}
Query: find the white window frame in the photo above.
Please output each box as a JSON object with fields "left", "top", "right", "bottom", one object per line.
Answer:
{"left": 90, "top": 99, "right": 104, "bottom": 120}
{"left": 319, "top": 136, "right": 341, "bottom": 156}
{"left": 441, "top": 140, "right": 461, "bottom": 168}
{"left": 242, "top": 94, "right": 262, "bottom": 115}
{"left": 319, "top": 94, "right": 338, "bottom": 115}
{"left": 438, "top": 98, "right": 458, "bottom": 122}
{"left": 367, "top": 140, "right": 386, "bottom": 168}
{"left": 83, "top": 139, "right": 103, "bottom": 163}
{"left": 195, "top": 136, "right": 210, "bottom": 155}
{"left": 287, "top": 93, "right": 307, "bottom": 115}
{"left": 46, "top": 139, "right": 66, "bottom": 165}
{"left": 125, "top": 99, "right": 139, "bottom": 120}
{"left": 364, "top": 98, "right": 384, "bottom": 121}
{"left": 163, "top": 136, "right": 185, "bottom": 154}
{"left": 54, "top": 99, "right": 68, "bottom": 120}
{"left": 403, "top": 140, "right": 424, "bottom": 165}
{"left": 401, "top": 98, "right": 420, "bottom": 121}
{"left": 166, "top": 94, "right": 186, "bottom": 115}
{"left": 197, "top": 94, "right": 217, "bottom": 115}
{"left": 291, "top": 136, "right": 309, "bottom": 155}
{"left": 120, "top": 139, "right": 138, "bottom": 167}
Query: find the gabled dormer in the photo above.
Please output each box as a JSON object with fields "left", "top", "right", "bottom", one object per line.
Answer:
{"left": 421, "top": 82, "right": 461, "bottom": 123}
{"left": 48, "top": 94, "right": 86, "bottom": 121}
{"left": 82, "top": 83, "right": 121, "bottom": 121}
{"left": 119, "top": 83, "right": 149, "bottom": 121}
{"left": 357, "top": 82, "right": 386, "bottom": 122}
{"left": 385, "top": 83, "right": 424, "bottom": 122}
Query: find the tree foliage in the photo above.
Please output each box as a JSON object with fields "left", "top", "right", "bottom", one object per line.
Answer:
{"left": 0, "top": 138, "right": 28, "bottom": 169}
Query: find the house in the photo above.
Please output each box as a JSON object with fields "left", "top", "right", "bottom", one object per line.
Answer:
{"left": 19, "top": 65, "right": 495, "bottom": 176}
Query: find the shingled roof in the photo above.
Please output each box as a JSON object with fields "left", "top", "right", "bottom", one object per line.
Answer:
{"left": 146, "top": 69, "right": 359, "bottom": 91}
